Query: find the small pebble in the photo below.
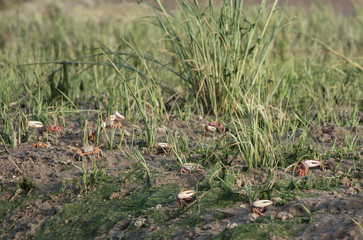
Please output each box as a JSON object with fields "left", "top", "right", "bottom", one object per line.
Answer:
{"left": 248, "top": 213, "right": 259, "bottom": 222}
{"left": 271, "top": 197, "right": 282, "bottom": 205}
{"left": 227, "top": 223, "right": 238, "bottom": 229}
{"left": 346, "top": 187, "right": 356, "bottom": 195}
{"left": 133, "top": 218, "right": 146, "bottom": 228}
{"left": 276, "top": 211, "right": 292, "bottom": 221}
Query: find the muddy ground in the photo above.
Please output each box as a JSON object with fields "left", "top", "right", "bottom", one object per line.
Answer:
{"left": 0, "top": 0, "right": 362, "bottom": 239}
{"left": 0, "top": 109, "right": 362, "bottom": 239}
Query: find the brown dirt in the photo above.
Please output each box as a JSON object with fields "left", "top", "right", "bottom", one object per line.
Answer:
{"left": 0, "top": 111, "right": 362, "bottom": 239}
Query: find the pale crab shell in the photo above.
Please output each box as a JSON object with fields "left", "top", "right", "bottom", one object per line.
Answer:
{"left": 303, "top": 160, "right": 321, "bottom": 168}
{"left": 252, "top": 200, "right": 273, "bottom": 208}
{"left": 81, "top": 145, "right": 94, "bottom": 153}
{"left": 28, "top": 121, "right": 44, "bottom": 128}
{"left": 177, "top": 190, "right": 196, "bottom": 200}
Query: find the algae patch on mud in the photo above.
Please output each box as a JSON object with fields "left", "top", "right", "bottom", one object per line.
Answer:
{"left": 0, "top": 200, "right": 13, "bottom": 219}
{"left": 31, "top": 183, "right": 179, "bottom": 239}
{"left": 214, "top": 219, "right": 300, "bottom": 240}
{"left": 30, "top": 179, "right": 238, "bottom": 239}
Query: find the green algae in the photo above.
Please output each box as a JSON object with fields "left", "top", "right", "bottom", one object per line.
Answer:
{"left": 31, "top": 182, "right": 179, "bottom": 239}
{"left": 214, "top": 218, "right": 303, "bottom": 240}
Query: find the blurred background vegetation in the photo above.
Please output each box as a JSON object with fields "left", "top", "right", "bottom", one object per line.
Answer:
{"left": 0, "top": 0, "right": 362, "bottom": 166}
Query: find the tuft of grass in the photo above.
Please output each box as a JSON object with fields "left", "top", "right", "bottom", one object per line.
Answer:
{"left": 144, "top": 0, "right": 285, "bottom": 116}
{"left": 71, "top": 158, "right": 108, "bottom": 193}
{"left": 17, "top": 176, "right": 36, "bottom": 194}
{"left": 122, "top": 147, "right": 152, "bottom": 187}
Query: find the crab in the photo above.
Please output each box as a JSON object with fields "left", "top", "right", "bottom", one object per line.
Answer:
{"left": 155, "top": 142, "right": 172, "bottom": 155}
{"left": 177, "top": 189, "right": 196, "bottom": 207}
{"left": 73, "top": 145, "right": 103, "bottom": 161}
{"left": 204, "top": 122, "right": 228, "bottom": 136}
{"left": 102, "top": 111, "right": 125, "bottom": 129}
{"left": 180, "top": 163, "right": 203, "bottom": 174}
{"left": 32, "top": 142, "right": 50, "bottom": 148}
{"left": 252, "top": 200, "right": 273, "bottom": 216}
{"left": 285, "top": 159, "right": 325, "bottom": 176}
{"left": 46, "top": 125, "right": 62, "bottom": 133}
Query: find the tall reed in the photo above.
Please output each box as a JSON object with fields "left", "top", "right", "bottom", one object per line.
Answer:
{"left": 149, "top": 0, "right": 283, "bottom": 116}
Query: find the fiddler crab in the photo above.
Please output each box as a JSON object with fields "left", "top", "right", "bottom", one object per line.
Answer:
{"left": 28, "top": 121, "right": 62, "bottom": 133}
{"left": 32, "top": 142, "right": 51, "bottom": 148}
{"left": 102, "top": 111, "right": 125, "bottom": 129}
{"left": 73, "top": 145, "right": 103, "bottom": 161}
{"left": 155, "top": 142, "right": 173, "bottom": 155}
{"left": 252, "top": 200, "right": 273, "bottom": 216}
{"left": 205, "top": 121, "right": 228, "bottom": 136}
{"left": 180, "top": 163, "right": 203, "bottom": 174}
{"left": 177, "top": 189, "right": 196, "bottom": 207}
{"left": 285, "top": 159, "right": 328, "bottom": 177}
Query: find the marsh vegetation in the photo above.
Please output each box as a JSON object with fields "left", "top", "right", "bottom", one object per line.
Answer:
{"left": 0, "top": 0, "right": 362, "bottom": 239}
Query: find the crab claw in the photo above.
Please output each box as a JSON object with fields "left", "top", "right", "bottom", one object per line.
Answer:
{"left": 115, "top": 111, "right": 125, "bottom": 120}
{"left": 303, "top": 160, "right": 321, "bottom": 168}
{"left": 178, "top": 189, "right": 196, "bottom": 199}
{"left": 205, "top": 125, "right": 217, "bottom": 136}
{"left": 28, "top": 121, "right": 44, "bottom": 128}
{"left": 252, "top": 200, "right": 273, "bottom": 208}
{"left": 157, "top": 142, "right": 169, "bottom": 148}
{"left": 155, "top": 142, "right": 172, "bottom": 155}
{"left": 109, "top": 112, "right": 125, "bottom": 121}
{"left": 285, "top": 159, "right": 321, "bottom": 172}
{"left": 205, "top": 125, "right": 217, "bottom": 132}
